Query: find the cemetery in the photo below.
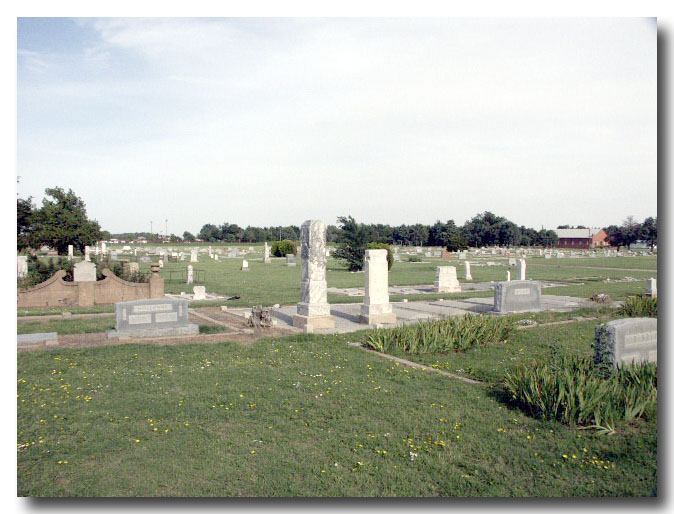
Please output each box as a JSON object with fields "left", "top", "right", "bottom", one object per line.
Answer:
{"left": 16, "top": 221, "right": 658, "bottom": 497}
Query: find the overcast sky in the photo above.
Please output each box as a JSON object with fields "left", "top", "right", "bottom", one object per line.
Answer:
{"left": 17, "top": 17, "right": 657, "bottom": 235}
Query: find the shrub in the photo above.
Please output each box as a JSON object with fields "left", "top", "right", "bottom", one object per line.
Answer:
{"left": 503, "top": 353, "right": 657, "bottom": 433}
{"left": 271, "top": 239, "right": 297, "bottom": 257}
{"left": 364, "top": 315, "right": 513, "bottom": 354}
{"left": 18, "top": 255, "right": 74, "bottom": 288}
{"left": 619, "top": 295, "right": 657, "bottom": 317}
{"left": 366, "top": 242, "right": 393, "bottom": 270}
{"left": 408, "top": 255, "right": 422, "bottom": 262}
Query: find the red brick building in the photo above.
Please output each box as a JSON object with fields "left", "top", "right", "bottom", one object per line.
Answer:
{"left": 554, "top": 228, "right": 609, "bottom": 249}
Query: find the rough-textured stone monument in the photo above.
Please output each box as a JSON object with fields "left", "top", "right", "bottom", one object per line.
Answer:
{"left": 74, "top": 261, "right": 97, "bottom": 282}
{"left": 493, "top": 280, "right": 541, "bottom": 313}
{"left": 193, "top": 285, "right": 206, "bottom": 300}
{"left": 465, "top": 261, "right": 472, "bottom": 280}
{"left": 17, "top": 255, "right": 28, "bottom": 278}
{"left": 292, "top": 220, "right": 335, "bottom": 330}
{"left": 517, "top": 259, "right": 526, "bottom": 280}
{"left": 263, "top": 242, "right": 271, "bottom": 264}
{"left": 186, "top": 265, "right": 194, "bottom": 284}
{"left": 360, "top": 249, "right": 396, "bottom": 325}
{"left": 107, "top": 298, "right": 198, "bottom": 338}
{"left": 434, "top": 266, "right": 461, "bottom": 293}
{"left": 594, "top": 318, "right": 657, "bottom": 368}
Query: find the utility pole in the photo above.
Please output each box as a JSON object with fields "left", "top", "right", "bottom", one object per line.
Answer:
{"left": 165, "top": 219, "right": 168, "bottom": 240}
{"left": 150, "top": 221, "right": 153, "bottom": 238}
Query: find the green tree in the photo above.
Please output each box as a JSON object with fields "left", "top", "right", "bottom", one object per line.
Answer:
{"left": 641, "top": 216, "right": 657, "bottom": 250}
{"left": 17, "top": 196, "right": 34, "bottom": 252}
{"left": 182, "top": 231, "right": 196, "bottom": 242}
{"left": 28, "top": 187, "right": 101, "bottom": 254}
{"left": 333, "top": 216, "right": 371, "bottom": 271}
{"left": 198, "top": 224, "right": 220, "bottom": 242}
{"left": 621, "top": 216, "right": 641, "bottom": 249}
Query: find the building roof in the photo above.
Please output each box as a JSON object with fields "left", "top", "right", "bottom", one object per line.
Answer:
{"left": 555, "top": 228, "right": 604, "bottom": 239}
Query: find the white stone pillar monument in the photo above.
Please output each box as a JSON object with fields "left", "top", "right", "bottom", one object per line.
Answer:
{"left": 360, "top": 249, "right": 396, "bottom": 325}
{"left": 465, "top": 261, "right": 472, "bottom": 281}
{"left": 68, "top": 245, "right": 74, "bottom": 261}
{"left": 17, "top": 255, "right": 28, "bottom": 278}
{"left": 434, "top": 266, "right": 461, "bottom": 293}
{"left": 506, "top": 270, "right": 511, "bottom": 281}
{"left": 292, "top": 220, "right": 335, "bottom": 330}
{"left": 186, "top": 265, "right": 194, "bottom": 284}
{"left": 101, "top": 241, "right": 106, "bottom": 254}
{"left": 517, "top": 259, "right": 526, "bottom": 280}
{"left": 263, "top": 242, "right": 271, "bottom": 264}
{"left": 84, "top": 246, "right": 91, "bottom": 261}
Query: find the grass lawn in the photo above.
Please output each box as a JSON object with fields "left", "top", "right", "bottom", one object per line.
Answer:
{"left": 18, "top": 321, "right": 656, "bottom": 496}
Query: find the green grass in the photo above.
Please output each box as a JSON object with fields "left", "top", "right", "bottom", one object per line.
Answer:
{"left": 17, "top": 318, "right": 115, "bottom": 335}
{"left": 17, "top": 331, "right": 656, "bottom": 496}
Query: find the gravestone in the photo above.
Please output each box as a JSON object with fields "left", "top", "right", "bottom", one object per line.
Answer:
{"left": 360, "top": 249, "right": 396, "bottom": 325}
{"left": 17, "top": 255, "right": 28, "bottom": 278}
{"left": 646, "top": 278, "right": 657, "bottom": 298}
{"left": 128, "top": 262, "right": 140, "bottom": 275}
{"left": 101, "top": 242, "right": 106, "bottom": 254}
{"left": 594, "top": 318, "right": 657, "bottom": 368}
{"left": 17, "top": 332, "right": 59, "bottom": 347}
{"left": 434, "top": 266, "right": 461, "bottom": 293}
{"left": 517, "top": 259, "right": 526, "bottom": 280}
{"left": 163, "top": 253, "right": 168, "bottom": 263}
{"left": 68, "top": 245, "right": 74, "bottom": 260}
{"left": 286, "top": 253, "right": 296, "bottom": 266}
{"left": 190, "top": 250, "right": 198, "bottom": 263}
{"left": 263, "top": 242, "right": 271, "bottom": 264}
{"left": 508, "top": 258, "right": 516, "bottom": 266}
{"left": 241, "top": 259, "right": 249, "bottom": 271}
{"left": 459, "top": 253, "right": 466, "bottom": 260}
{"left": 186, "top": 265, "right": 193, "bottom": 284}
{"left": 293, "top": 220, "right": 335, "bottom": 330}
{"left": 464, "top": 261, "right": 472, "bottom": 281}
{"left": 110, "top": 251, "right": 119, "bottom": 261}
{"left": 107, "top": 298, "right": 198, "bottom": 338}
{"left": 84, "top": 246, "right": 91, "bottom": 262}
{"left": 158, "top": 260, "right": 164, "bottom": 269}
{"left": 493, "top": 280, "right": 541, "bottom": 313}
{"left": 544, "top": 254, "right": 551, "bottom": 259}
{"left": 193, "top": 286, "right": 206, "bottom": 300}
{"left": 139, "top": 256, "right": 152, "bottom": 263}
{"left": 74, "top": 261, "right": 97, "bottom": 282}
{"left": 214, "top": 254, "right": 219, "bottom": 261}
{"left": 506, "top": 270, "right": 511, "bottom": 281}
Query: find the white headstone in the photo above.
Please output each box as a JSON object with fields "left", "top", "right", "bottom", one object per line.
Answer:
{"left": 74, "top": 261, "right": 96, "bottom": 282}
{"left": 241, "top": 259, "right": 249, "bottom": 271}
{"left": 646, "top": 278, "right": 657, "bottom": 298}
{"left": 506, "top": 270, "right": 511, "bottom": 281}
{"left": 190, "top": 250, "right": 198, "bottom": 263}
{"left": 434, "top": 266, "right": 461, "bottom": 293}
{"left": 293, "top": 220, "right": 335, "bottom": 329}
{"left": 465, "top": 261, "right": 472, "bottom": 281}
{"left": 158, "top": 260, "right": 164, "bottom": 269}
{"left": 67, "top": 245, "right": 74, "bottom": 260}
{"left": 193, "top": 285, "right": 206, "bottom": 300}
{"left": 186, "top": 265, "right": 193, "bottom": 284}
{"left": 17, "top": 255, "right": 28, "bottom": 278}
{"left": 214, "top": 254, "right": 219, "bottom": 261}
{"left": 360, "top": 249, "right": 396, "bottom": 325}
{"left": 517, "top": 259, "right": 526, "bottom": 281}
{"left": 84, "top": 246, "right": 91, "bottom": 261}
{"left": 101, "top": 241, "right": 106, "bottom": 254}
{"left": 263, "top": 242, "right": 271, "bottom": 264}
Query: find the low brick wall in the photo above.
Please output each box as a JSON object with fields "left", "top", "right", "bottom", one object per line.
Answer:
{"left": 17, "top": 269, "right": 164, "bottom": 308}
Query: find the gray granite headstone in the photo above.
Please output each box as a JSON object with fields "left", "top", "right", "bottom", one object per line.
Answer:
{"left": 107, "top": 298, "right": 198, "bottom": 338}
{"left": 493, "top": 280, "right": 541, "bottom": 313}
{"left": 286, "top": 253, "right": 296, "bottom": 266}
{"left": 594, "top": 318, "right": 657, "bottom": 368}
